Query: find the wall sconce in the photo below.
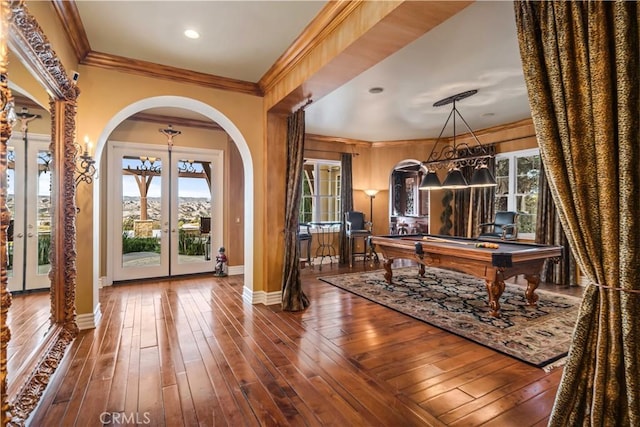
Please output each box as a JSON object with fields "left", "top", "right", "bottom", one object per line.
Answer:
{"left": 75, "top": 135, "right": 96, "bottom": 185}
{"left": 419, "top": 90, "right": 497, "bottom": 190}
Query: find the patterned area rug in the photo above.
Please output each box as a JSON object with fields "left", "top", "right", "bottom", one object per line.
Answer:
{"left": 320, "top": 266, "right": 581, "bottom": 369}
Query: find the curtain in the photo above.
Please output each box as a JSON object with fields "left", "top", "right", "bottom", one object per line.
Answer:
{"left": 453, "top": 145, "right": 496, "bottom": 237}
{"left": 536, "top": 162, "right": 578, "bottom": 286}
{"left": 515, "top": 2, "right": 639, "bottom": 425}
{"left": 281, "top": 108, "right": 310, "bottom": 311}
{"left": 339, "top": 153, "right": 353, "bottom": 264}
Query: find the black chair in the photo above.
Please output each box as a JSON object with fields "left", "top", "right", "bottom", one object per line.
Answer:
{"left": 478, "top": 211, "right": 519, "bottom": 240}
{"left": 345, "top": 211, "right": 372, "bottom": 267}
{"left": 297, "top": 223, "right": 312, "bottom": 267}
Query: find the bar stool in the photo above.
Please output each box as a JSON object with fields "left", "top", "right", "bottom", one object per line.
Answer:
{"left": 345, "top": 211, "right": 372, "bottom": 268}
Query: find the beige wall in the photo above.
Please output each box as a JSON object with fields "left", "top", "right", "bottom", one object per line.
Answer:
{"left": 75, "top": 66, "right": 263, "bottom": 313}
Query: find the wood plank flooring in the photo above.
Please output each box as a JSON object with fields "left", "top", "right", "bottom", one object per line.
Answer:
{"left": 23, "top": 262, "right": 583, "bottom": 426}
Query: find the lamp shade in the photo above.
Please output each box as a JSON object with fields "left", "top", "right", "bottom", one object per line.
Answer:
{"left": 419, "top": 171, "right": 441, "bottom": 189}
{"left": 364, "top": 189, "right": 379, "bottom": 197}
{"left": 441, "top": 168, "right": 468, "bottom": 189}
{"left": 469, "top": 165, "right": 497, "bottom": 187}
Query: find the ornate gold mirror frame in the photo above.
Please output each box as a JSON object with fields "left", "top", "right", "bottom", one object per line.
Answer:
{"left": 1, "top": 1, "right": 78, "bottom": 425}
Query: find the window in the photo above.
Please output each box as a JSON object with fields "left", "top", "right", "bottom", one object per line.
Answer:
{"left": 494, "top": 148, "right": 540, "bottom": 239}
{"left": 299, "top": 159, "right": 342, "bottom": 223}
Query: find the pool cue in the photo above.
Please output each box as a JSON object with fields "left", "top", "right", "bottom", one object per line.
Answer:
{"left": 422, "top": 236, "right": 499, "bottom": 248}
{"left": 422, "top": 236, "right": 475, "bottom": 245}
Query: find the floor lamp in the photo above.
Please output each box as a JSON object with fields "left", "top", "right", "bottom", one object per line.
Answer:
{"left": 363, "top": 189, "right": 379, "bottom": 227}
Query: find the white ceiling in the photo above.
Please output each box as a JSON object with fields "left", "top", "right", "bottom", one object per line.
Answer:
{"left": 73, "top": 1, "right": 532, "bottom": 142}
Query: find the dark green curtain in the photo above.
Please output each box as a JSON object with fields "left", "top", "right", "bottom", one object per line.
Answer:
{"left": 536, "top": 162, "right": 578, "bottom": 286}
{"left": 515, "top": 1, "right": 639, "bottom": 425}
{"left": 339, "top": 153, "right": 353, "bottom": 264}
{"left": 281, "top": 108, "right": 309, "bottom": 311}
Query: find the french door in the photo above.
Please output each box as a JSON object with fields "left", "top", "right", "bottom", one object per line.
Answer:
{"left": 109, "top": 142, "right": 223, "bottom": 282}
{"left": 6, "top": 135, "right": 52, "bottom": 292}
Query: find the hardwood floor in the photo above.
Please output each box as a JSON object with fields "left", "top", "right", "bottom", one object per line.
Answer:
{"left": 24, "top": 261, "right": 583, "bottom": 426}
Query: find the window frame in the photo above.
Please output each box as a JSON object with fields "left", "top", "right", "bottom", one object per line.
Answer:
{"left": 494, "top": 148, "right": 540, "bottom": 240}
{"left": 299, "top": 158, "right": 342, "bottom": 225}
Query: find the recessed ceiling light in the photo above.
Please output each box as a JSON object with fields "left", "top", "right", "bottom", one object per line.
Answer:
{"left": 482, "top": 112, "right": 495, "bottom": 117}
{"left": 184, "top": 29, "right": 200, "bottom": 39}
{"left": 369, "top": 87, "right": 384, "bottom": 94}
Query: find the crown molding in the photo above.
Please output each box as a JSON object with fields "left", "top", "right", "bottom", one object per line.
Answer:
{"left": 370, "top": 118, "right": 536, "bottom": 148}
{"left": 82, "top": 51, "right": 262, "bottom": 96}
{"left": 128, "top": 112, "right": 224, "bottom": 132}
{"left": 51, "top": 0, "right": 91, "bottom": 62}
{"left": 258, "top": 0, "right": 358, "bottom": 93}
{"left": 52, "top": 0, "right": 262, "bottom": 96}
{"left": 305, "top": 133, "right": 372, "bottom": 146}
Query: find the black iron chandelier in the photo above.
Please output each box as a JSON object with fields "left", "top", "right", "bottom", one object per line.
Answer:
{"left": 419, "top": 89, "right": 497, "bottom": 190}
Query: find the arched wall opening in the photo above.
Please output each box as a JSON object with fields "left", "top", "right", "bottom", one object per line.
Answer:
{"left": 91, "top": 96, "right": 255, "bottom": 301}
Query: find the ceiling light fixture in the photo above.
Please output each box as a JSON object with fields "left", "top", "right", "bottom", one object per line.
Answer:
{"left": 368, "top": 87, "right": 384, "bottom": 94}
{"left": 184, "top": 29, "right": 200, "bottom": 39}
{"left": 419, "top": 89, "right": 497, "bottom": 190}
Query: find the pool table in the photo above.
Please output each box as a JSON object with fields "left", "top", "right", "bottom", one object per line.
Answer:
{"left": 369, "top": 234, "right": 563, "bottom": 317}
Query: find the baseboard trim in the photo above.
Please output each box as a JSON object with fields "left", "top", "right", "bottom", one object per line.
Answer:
{"left": 228, "top": 265, "right": 244, "bottom": 276}
{"left": 77, "top": 303, "right": 102, "bottom": 330}
{"left": 242, "top": 287, "right": 281, "bottom": 306}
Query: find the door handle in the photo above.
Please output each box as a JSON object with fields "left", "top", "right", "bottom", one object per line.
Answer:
{"left": 27, "top": 232, "right": 34, "bottom": 237}
{"left": 16, "top": 233, "right": 24, "bottom": 238}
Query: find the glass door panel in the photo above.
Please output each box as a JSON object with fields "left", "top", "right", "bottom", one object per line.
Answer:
{"left": 111, "top": 146, "right": 169, "bottom": 281}
{"left": 26, "top": 146, "right": 52, "bottom": 290}
{"left": 170, "top": 149, "right": 222, "bottom": 276}
{"left": 6, "top": 143, "right": 23, "bottom": 292}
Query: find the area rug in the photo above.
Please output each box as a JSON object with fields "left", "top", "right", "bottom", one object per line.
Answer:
{"left": 319, "top": 267, "right": 581, "bottom": 369}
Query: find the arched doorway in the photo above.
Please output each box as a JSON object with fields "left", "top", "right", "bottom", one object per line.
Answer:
{"left": 93, "top": 96, "right": 254, "bottom": 290}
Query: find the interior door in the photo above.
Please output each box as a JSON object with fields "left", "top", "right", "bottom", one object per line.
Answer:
{"left": 111, "top": 144, "right": 169, "bottom": 281}
{"left": 7, "top": 135, "right": 52, "bottom": 292}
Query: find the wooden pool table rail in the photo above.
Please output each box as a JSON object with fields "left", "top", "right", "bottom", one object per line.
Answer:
{"left": 369, "top": 235, "right": 562, "bottom": 317}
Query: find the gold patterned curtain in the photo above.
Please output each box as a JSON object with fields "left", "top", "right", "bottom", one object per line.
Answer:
{"left": 514, "top": 1, "right": 639, "bottom": 425}
{"left": 281, "top": 108, "right": 310, "bottom": 311}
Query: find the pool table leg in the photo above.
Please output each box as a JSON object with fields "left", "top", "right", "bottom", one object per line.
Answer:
{"left": 523, "top": 274, "right": 540, "bottom": 306}
{"left": 383, "top": 258, "right": 393, "bottom": 284}
{"left": 485, "top": 271, "right": 506, "bottom": 317}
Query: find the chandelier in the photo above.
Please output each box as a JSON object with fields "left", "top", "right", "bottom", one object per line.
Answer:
{"left": 419, "top": 90, "right": 497, "bottom": 190}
